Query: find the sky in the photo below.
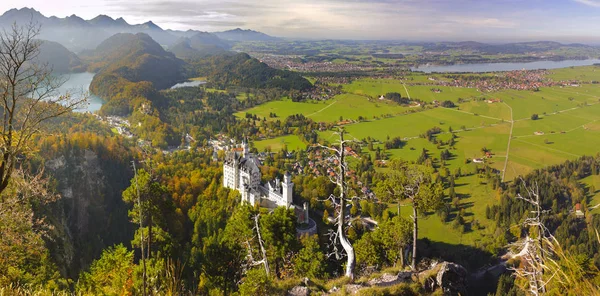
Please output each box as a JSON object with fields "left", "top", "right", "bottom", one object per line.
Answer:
{"left": 2, "top": 0, "right": 600, "bottom": 42}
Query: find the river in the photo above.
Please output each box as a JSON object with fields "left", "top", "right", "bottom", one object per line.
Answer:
{"left": 411, "top": 59, "right": 600, "bottom": 73}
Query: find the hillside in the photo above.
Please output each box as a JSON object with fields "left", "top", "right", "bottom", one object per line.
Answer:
{"left": 214, "top": 28, "right": 279, "bottom": 42}
{"left": 37, "top": 40, "right": 85, "bottom": 73}
{"left": 168, "top": 32, "right": 230, "bottom": 59}
{"left": 422, "top": 40, "right": 599, "bottom": 55}
{"left": 193, "top": 52, "right": 312, "bottom": 90}
{"left": 87, "top": 33, "right": 185, "bottom": 91}
{"left": 169, "top": 40, "right": 225, "bottom": 59}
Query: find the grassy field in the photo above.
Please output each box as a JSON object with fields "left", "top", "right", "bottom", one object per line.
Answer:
{"left": 254, "top": 135, "right": 307, "bottom": 151}
{"left": 321, "top": 107, "right": 502, "bottom": 142}
{"left": 389, "top": 174, "right": 500, "bottom": 245}
{"left": 548, "top": 65, "right": 600, "bottom": 82}
{"left": 236, "top": 94, "right": 408, "bottom": 122}
{"left": 342, "top": 78, "right": 482, "bottom": 102}
{"left": 241, "top": 65, "right": 600, "bottom": 249}
{"left": 580, "top": 175, "right": 600, "bottom": 215}
{"left": 243, "top": 69, "right": 600, "bottom": 177}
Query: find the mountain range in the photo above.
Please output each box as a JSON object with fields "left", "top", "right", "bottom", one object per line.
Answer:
{"left": 0, "top": 7, "right": 279, "bottom": 53}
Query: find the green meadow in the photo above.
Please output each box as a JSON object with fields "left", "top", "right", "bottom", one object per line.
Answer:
{"left": 548, "top": 65, "right": 600, "bottom": 82}
{"left": 390, "top": 174, "right": 500, "bottom": 245}
{"left": 236, "top": 94, "right": 408, "bottom": 122}
{"left": 247, "top": 69, "right": 600, "bottom": 184}
{"left": 325, "top": 107, "right": 501, "bottom": 141}
{"left": 239, "top": 66, "right": 600, "bottom": 247}
{"left": 342, "top": 78, "right": 482, "bottom": 102}
{"left": 254, "top": 135, "right": 307, "bottom": 151}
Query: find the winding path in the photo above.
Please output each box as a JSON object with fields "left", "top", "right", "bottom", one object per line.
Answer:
{"left": 306, "top": 100, "right": 338, "bottom": 117}
{"left": 502, "top": 102, "right": 514, "bottom": 182}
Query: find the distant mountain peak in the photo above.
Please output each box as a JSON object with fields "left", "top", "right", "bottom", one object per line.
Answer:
{"left": 92, "top": 14, "right": 114, "bottom": 21}
{"left": 214, "top": 28, "right": 279, "bottom": 42}
{"left": 115, "top": 17, "right": 129, "bottom": 26}
{"left": 141, "top": 21, "right": 161, "bottom": 30}
{"left": 1, "top": 7, "right": 45, "bottom": 19}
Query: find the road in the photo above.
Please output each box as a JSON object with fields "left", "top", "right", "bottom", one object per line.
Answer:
{"left": 502, "top": 102, "right": 514, "bottom": 182}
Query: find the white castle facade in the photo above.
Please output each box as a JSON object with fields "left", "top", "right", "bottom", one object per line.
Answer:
{"left": 223, "top": 141, "right": 294, "bottom": 208}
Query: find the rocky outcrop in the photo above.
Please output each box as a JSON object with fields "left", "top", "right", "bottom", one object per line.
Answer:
{"left": 314, "top": 261, "right": 468, "bottom": 295}
{"left": 42, "top": 146, "right": 134, "bottom": 279}
{"left": 287, "top": 286, "right": 309, "bottom": 296}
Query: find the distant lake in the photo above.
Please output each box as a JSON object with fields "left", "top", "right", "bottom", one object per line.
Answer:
{"left": 411, "top": 59, "right": 600, "bottom": 73}
{"left": 170, "top": 80, "right": 206, "bottom": 89}
{"left": 54, "top": 72, "right": 104, "bottom": 113}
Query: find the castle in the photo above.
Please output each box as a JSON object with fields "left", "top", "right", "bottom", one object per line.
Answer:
{"left": 223, "top": 141, "right": 294, "bottom": 208}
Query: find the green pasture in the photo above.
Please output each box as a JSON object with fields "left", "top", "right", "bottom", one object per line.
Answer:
{"left": 254, "top": 135, "right": 307, "bottom": 151}
{"left": 548, "top": 65, "right": 600, "bottom": 82}
{"left": 457, "top": 100, "right": 512, "bottom": 121}
{"left": 236, "top": 94, "right": 408, "bottom": 123}
{"left": 321, "top": 107, "right": 502, "bottom": 142}
{"left": 342, "top": 78, "right": 482, "bottom": 102}
{"left": 387, "top": 174, "right": 500, "bottom": 246}
{"left": 493, "top": 88, "right": 583, "bottom": 120}
{"left": 580, "top": 175, "right": 600, "bottom": 214}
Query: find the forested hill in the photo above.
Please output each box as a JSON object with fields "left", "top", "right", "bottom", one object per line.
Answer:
{"left": 168, "top": 32, "right": 230, "bottom": 59}
{"left": 191, "top": 52, "right": 312, "bottom": 91}
{"left": 214, "top": 28, "right": 280, "bottom": 42}
{"left": 37, "top": 40, "right": 85, "bottom": 73}
{"left": 87, "top": 33, "right": 185, "bottom": 96}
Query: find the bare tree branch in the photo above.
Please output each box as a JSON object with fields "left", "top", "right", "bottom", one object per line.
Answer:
{"left": 0, "top": 21, "right": 86, "bottom": 197}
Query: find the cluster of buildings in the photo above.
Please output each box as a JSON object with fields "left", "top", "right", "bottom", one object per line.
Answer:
{"left": 222, "top": 141, "right": 315, "bottom": 232}
{"left": 92, "top": 114, "right": 134, "bottom": 138}
{"left": 417, "top": 70, "right": 584, "bottom": 92}
{"left": 254, "top": 54, "right": 376, "bottom": 72}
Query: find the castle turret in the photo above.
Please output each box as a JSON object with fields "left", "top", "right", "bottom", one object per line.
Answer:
{"left": 242, "top": 139, "right": 249, "bottom": 158}
{"left": 282, "top": 172, "right": 294, "bottom": 207}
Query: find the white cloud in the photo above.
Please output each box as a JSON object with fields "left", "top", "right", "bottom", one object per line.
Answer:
{"left": 572, "top": 0, "right": 600, "bottom": 7}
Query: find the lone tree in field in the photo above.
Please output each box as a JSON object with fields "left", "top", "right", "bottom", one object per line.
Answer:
{"left": 0, "top": 22, "right": 85, "bottom": 196}
{"left": 375, "top": 160, "right": 443, "bottom": 270}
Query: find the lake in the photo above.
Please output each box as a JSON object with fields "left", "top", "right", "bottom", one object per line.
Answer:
{"left": 54, "top": 72, "right": 104, "bottom": 113}
{"left": 170, "top": 80, "right": 206, "bottom": 89}
{"left": 55, "top": 75, "right": 207, "bottom": 113}
{"left": 411, "top": 59, "right": 600, "bottom": 73}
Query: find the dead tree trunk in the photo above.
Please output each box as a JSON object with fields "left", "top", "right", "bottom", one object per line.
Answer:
{"left": 412, "top": 206, "right": 418, "bottom": 271}
{"left": 337, "top": 131, "right": 355, "bottom": 280}
{"left": 254, "top": 214, "right": 270, "bottom": 276}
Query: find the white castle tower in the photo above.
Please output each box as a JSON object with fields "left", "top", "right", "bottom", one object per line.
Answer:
{"left": 282, "top": 171, "right": 294, "bottom": 206}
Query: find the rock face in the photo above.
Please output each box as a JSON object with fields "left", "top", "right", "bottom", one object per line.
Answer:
{"left": 436, "top": 262, "right": 468, "bottom": 295}
{"left": 287, "top": 286, "right": 309, "bottom": 296}
{"left": 43, "top": 147, "right": 134, "bottom": 278}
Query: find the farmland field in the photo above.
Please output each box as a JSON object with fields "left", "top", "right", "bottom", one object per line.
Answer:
{"left": 236, "top": 93, "right": 408, "bottom": 122}
{"left": 248, "top": 68, "right": 600, "bottom": 184}
{"left": 254, "top": 134, "right": 307, "bottom": 151}
{"left": 237, "top": 65, "right": 600, "bottom": 249}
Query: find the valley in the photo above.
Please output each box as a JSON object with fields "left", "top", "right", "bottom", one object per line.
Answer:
{"left": 1, "top": 5, "right": 600, "bottom": 296}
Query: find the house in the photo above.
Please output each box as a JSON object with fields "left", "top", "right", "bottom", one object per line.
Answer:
{"left": 575, "top": 203, "right": 585, "bottom": 218}
{"left": 486, "top": 98, "right": 501, "bottom": 104}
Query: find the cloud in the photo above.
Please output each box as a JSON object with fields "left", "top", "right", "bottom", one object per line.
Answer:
{"left": 572, "top": 0, "right": 600, "bottom": 7}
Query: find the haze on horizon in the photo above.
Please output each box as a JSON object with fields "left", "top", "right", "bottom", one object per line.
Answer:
{"left": 2, "top": 0, "right": 600, "bottom": 43}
